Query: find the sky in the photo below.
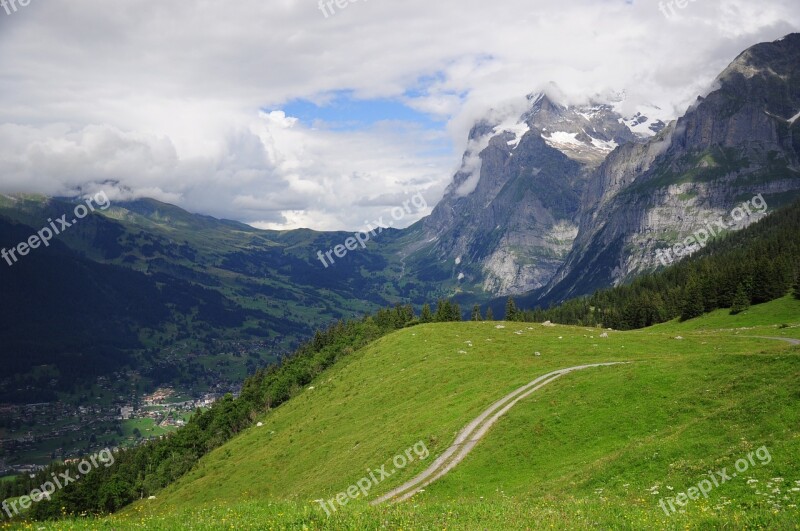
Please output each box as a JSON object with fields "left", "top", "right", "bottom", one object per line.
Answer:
{"left": 0, "top": 0, "right": 798, "bottom": 231}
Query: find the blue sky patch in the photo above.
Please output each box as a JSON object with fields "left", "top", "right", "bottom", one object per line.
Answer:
{"left": 278, "top": 90, "right": 446, "bottom": 132}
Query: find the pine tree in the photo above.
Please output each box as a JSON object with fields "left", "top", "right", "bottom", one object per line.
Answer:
{"left": 420, "top": 304, "right": 433, "bottom": 323}
{"left": 730, "top": 283, "right": 751, "bottom": 315}
{"left": 505, "top": 297, "right": 518, "bottom": 322}
{"left": 451, "top": 302, "right": 462, "bottom": 322}
{"left": 486, "top": 307, "right": 494, "bottom": 321}
{"left": 680, "top": 276, "right": 705, "bottom": 321}
{"left": 794, "top": 269, "right": 800, "bottom": 300}
{"left": 434, "top": 299, "right": 451, "bottom": 322}
{"left": 471, "top": 304, "right": 483, "bottom": 321}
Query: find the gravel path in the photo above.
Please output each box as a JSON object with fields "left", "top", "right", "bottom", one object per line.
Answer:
{"left": 373, "top": 336, "right": 796, "bottom": 505}
{"left": 372, "top": 362, "right": 629, "bottom": 505}
{"left": 747, "top": 336, "right": 800, "bottom": 346}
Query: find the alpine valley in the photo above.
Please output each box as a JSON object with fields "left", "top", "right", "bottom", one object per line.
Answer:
{"left": 1, "top": 32, "right": 800, "bottom": 530}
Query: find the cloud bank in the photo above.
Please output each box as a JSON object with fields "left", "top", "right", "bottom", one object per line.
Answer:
{"left": 0, "top": 0, "right": 797, "bottom": 230}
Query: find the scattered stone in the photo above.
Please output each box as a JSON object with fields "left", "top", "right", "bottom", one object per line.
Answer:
{"left": 542, "top": 321, "right": 556, "bottom": 327}
{"left": 257, "top": 422, "right": 263, "bottom": 427}
{"left": 675, "top": 336, "right": 684, "bottom": 340}
{"left": 148, "top": 496, "right": 157, "bottom": 500}
{"left": 534, "top": 352, "right": 541, "bottom": 357}
{"left": 600, "top": 333, "right": 609, "bottom": 338}
{"left": 495, "top": 325, "right": 506, "bottom": 329}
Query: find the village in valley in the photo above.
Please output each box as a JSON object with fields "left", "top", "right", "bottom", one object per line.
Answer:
{"left": 0, "top": 375, "right": 238, "bottom": 478}
{"left": 0, "top": 338, "right": 268, "bottom": 479}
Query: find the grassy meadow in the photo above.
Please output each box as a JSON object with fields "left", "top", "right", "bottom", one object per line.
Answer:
{"left": 9, "top": 297, "right": 800, "bottom": 530}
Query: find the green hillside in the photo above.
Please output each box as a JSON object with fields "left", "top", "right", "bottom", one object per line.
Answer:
{"left": 28, "top": 296, "right": 800, "bottom": 529}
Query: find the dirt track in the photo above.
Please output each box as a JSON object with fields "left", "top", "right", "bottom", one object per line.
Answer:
{"left": 747, "top": 336, "right": 800, "bottom": 346}
{"left": 372, "top": 362, "right": 629, "bottom": 505}
{"left": 373, "top": 336, "right": 799, "bottom": 505}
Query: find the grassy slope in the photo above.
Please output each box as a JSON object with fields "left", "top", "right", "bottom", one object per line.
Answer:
{"left": 22, "top": 297, "right": 800, "bottom": 530}
{"left": 649, "top": 295, "right": 800, "bottom": 337}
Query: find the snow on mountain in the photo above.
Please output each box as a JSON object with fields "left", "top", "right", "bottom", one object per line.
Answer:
{"left": 493, "top": 118, "right": 531, "bottom": 149}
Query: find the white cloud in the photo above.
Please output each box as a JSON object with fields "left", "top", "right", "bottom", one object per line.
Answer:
{"left": 0, "top": 0, "right": 797, "bottom": 230}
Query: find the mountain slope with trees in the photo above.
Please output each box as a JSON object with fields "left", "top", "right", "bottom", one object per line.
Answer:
{"left": 512, "top": 198, "right": 800, "bottom": 329}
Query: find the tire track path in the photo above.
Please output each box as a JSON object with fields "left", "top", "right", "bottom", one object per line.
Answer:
{"left": 372, "top": 362, "right": 629, "bottom": 505}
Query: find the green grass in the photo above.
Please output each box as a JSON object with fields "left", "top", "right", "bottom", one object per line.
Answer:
{"left": 16, "top": 297, "right": 800, "bottom": 530}
{"left": 650, "top": 295, "right": 800, "bottom": 337}
{"left": 120, "top": 418, "right": 175, "bottom": 439}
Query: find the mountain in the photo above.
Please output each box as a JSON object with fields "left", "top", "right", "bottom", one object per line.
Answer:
{"left": 0, "top": 191, "right": 478, "bottom": 404}
{"left": 539, "top": 33, "right": 800, "bottom": 303}
{"left": 0, "top": 195, "right": 422, "bottom": 399}
{"left": 401, "top": 93, "right": 640, "bottom": 296}
{"left": 3, "top": 33, "right": 800, "bottom": 470}
{"left": 0, "top": 194, "right": 439, "bottom": 465}
{"left": 5, "top": 34, "right": 800, "bottom": 529}
{"left": 0, "top": 212, "right": 271, "bottom": 402}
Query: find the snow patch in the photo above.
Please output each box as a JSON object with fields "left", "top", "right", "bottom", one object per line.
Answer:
{"left": 493, "top": 118, "right": 530, "bottom": 149}
{"left": 591, "top": 137, "right": 618, "bottom": 152}
{"left": 612, "top": 100, "right": 674, "bottom": 138}
{"left": 543, "top": 131, "right": 584, "bottom": 149}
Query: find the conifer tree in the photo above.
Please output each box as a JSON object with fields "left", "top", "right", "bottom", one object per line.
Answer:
{"left": 730, "top": 283, "right": 751, "bottom": 315}
{"left": 451, "top": 302, "right": 462, "bottom": 322}
{"left": 505, "top": 297, "right": 518, "bottom": 322}
{"left": 680, "top": 276, "right": 705, "bottom": 321}
{"left": 420, "top": 304, "right": 433, "bottom": 323}
{"left": 434, "top": 299, "right": 450, "bottom": 322}
{"left": 794, "top": 270, "right": 800, "bottom": 300}
{"left": 471, "top": 304, "right": 483, "bottom": 321}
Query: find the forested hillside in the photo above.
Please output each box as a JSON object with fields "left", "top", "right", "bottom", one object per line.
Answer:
{"left": 512, "top": 198, "right": 800, "bottom": 329}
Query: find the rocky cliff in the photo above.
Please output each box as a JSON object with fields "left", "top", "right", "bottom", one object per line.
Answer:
{"left": 404, "top": 94, "right": 641, "bottom": 295}
{"left": 541, "top": 33, "right": 800, "bottom": 303}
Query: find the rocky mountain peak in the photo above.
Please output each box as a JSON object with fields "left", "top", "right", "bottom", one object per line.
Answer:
{"left": 538, "top": 32, "right": 800, "bottom": 304}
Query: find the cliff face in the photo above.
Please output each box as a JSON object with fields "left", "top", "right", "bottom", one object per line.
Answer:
{"left": 403, "top": 34, "right": 800, "bottom": 304}
{"left": 405, "top": 94, "right": 639, "bottom": 295}
{"left": 541, "top": 34, "right": 800, "bottom": 303}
